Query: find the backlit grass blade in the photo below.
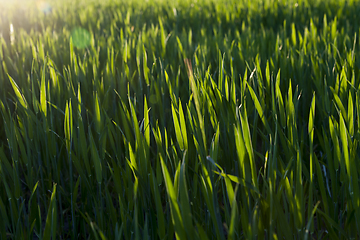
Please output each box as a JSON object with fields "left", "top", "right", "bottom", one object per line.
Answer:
{"left": 178, "top": 100, "right": 188, "bottom": 151}
{"left": 339, "top": 67, "right": 348, "bottom": 100}
{"left": 255, "top": 55, "right": 265, "bottom": 107}
{"left": 94, "top": 92, "right": 102, "bottom": 134}
{"left": 347, "top": 91, "right": 354, "bottom": 136}
{"left": 89, "top": 128, "right": 102, "bottom": 185}
{"left": 339, "top": 114, "right": 350, "bottom": 177}
{"left": 332, "top": 92, "right": 347, "bottom": 122}
{"left": 240, "top": 106, "right": 258, "bottom": 189}
{"left": 230, "top": 61, "right": 236, "bottom": 106}
{"left": 172, "top": 102, "right": 184, "bottom": 150}
{"left": 185, "top": 59, "right": 206, "bottom": 152}
{"left": 349, "top": 141, "right": 360, "bottom": 232}
{"left": 247, "top": 83, "right": 272, "bottom": 135}
{"left": 64, "top": 100, "right": 73, "bottom": 153}
{"left": 328, "top": 117, "right": 340, "bottom": 171}
{"left": 199, "top": 169, "right": 225, "bottom": 240}
{"left": 31, "top": 71, "right": 39, "bottom": 115}
{"left": 87, "top": 213, "right": 108, "bottom": 240}
{"left": 174, "top": 153, "right": 181, "bottom": 199}
{"left": 275, "top": 70, "right": 286, "bottom": 128}
{"left": 158, "top": 17, "right": 166, "bottom": 58}
{"left": 234, "top": 123, "right": 246, "bottom": 179}
{"left": 129, "top": 94, "right": 146, "bottom": 177}
{"left": 228, "top": 184, "right": 239, "bottom": 240}
{"left": 142, "top": 45, "right": 150, "bottom": 85}
{"left": 165, "top": 69, "right": 177, "bottom": 107}
{"left": 176, "top": 36, "right": 185, "bottom": 59}
{"left": 149, "top": 168, "right": 165, "bottom": 239}
{"left": 160, "top": 154, "right": 186, "bottom": 240}
{"left": 40, "top": 58, "right": 47, "bottom": 117}
{"left": 77, "top": 83, "right": 82, "bottom": 116}
{"left": 8, "top": 74, "right": 28, "bottom": 109}
{"left": 304, "top": 201, "right": 320, "bottom": 240}
{"left": 214, "top": 171, "right": 261, "bottom": 196}
{"left": 224, "top": 175, "right": 235, "bottom": 209}
{"left": 179, "top": 158, "right": 195, "bottom": 239}
{"left": 143, "top": 96, "right": 150, "bottom": 159}
{"left": 294, "top": 144, "right": 304, "bottom": 230}
{"left": 43, "top": 184, "right": 57, "bottom": 240}
{"left": 196, "top": 223, "right": 210, "bottom": 240}
{"left": 340, "top": 112, "right": 360, "bottom": 231}
{"left": 307, "top": 93, "right": 315, "bottom": 232}
{"left": 314, "top": 154, "right": 329, "bottom": 215}
{"left": 209, "top": 123, "right": 220, "bottom": 164}
{"left": 265, "top": 60, "right": 270, "bottom": 93}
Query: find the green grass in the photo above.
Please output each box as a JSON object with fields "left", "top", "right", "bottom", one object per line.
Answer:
{"left": 1, "top": 0, "right": 360, "bottom": 238}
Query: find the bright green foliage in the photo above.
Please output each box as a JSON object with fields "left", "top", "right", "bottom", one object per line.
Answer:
{"left": 1, "top": 0, "right": 360, "bottom": 238}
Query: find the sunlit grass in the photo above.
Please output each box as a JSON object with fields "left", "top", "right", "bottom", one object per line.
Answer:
{"left": 1, "top": 0, "right": 360, "bottom": 239}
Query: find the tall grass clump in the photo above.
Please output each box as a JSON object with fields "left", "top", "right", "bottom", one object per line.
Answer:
{"left": 1, "top": 0, "right": 360, "bottom": 238}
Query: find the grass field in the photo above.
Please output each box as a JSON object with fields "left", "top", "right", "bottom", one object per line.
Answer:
{"left": 1, "top": 0, "right": 360, "bottom": 239}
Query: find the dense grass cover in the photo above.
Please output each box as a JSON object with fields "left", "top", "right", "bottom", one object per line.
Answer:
{"left": 1, "top": 0, "right": 360, "bottom": 238}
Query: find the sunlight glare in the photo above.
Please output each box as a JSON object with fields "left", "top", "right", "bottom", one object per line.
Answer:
{"left": 36, "top": 1, "right": 51, "bottom": 14}
{"left": 9, "top": 23, "right": 14, "bottom": 45}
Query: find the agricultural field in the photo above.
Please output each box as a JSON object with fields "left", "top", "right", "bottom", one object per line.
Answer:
{"left": 0, "top": 0, "right": 360, "bottom": 239}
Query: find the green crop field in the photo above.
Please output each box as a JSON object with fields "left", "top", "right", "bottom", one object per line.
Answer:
{"left": 0, "top": 0, "right": 360, "bottom": 239}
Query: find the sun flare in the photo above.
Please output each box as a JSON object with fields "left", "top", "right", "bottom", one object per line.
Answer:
{"left": 36, "top": 1, "right": 51, "bottom": 14}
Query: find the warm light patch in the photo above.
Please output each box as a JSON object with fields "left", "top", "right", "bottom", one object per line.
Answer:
{"left": 36, "top": 1, "right": 51, "bottom": 14}
{"left": 9, "top": 23, "right": 14, "bottom": 45}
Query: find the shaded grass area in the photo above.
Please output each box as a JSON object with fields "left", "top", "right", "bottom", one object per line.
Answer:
{"left": 0, "top": 0, "right": 360, "bottom": 239}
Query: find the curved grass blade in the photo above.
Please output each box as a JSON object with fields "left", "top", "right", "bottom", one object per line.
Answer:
{"left": 8, "top": 74, "right": 28, "bottom": 109}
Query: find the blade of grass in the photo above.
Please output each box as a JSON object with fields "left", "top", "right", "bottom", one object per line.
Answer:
{"left": 43, "top": 184, "right": 57, "bottom": 240}
{"left": 160, "top": 154, "right": 186, "bottom": 240}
